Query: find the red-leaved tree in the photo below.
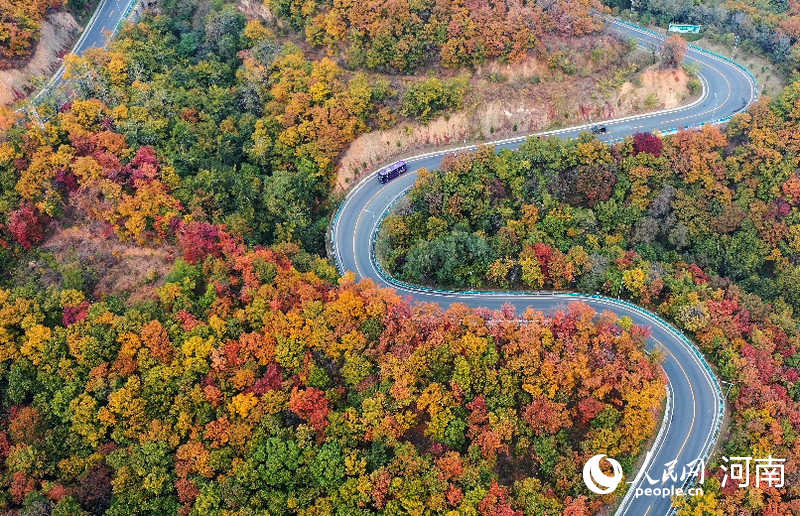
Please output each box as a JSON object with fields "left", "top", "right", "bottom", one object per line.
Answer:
{"left": 8, "top": 204, "right": 47, "bottom": 250}
{"left": 178, "top": 221, "right": 223, "bottom": 264}
{"left": 661, "top": 34, "right": 688, "bottom": 67}
{"left": 633, "top": 132, "right": 663, "bottom": 156}
{"left": 289, "top": 386, "right": 330, "bottom": 431}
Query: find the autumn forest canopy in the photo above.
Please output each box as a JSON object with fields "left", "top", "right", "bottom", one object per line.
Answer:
{"left": 271, "top": 0, "right": 602, "bottom": 72}
{"left": 380, "top": 89, "right": 800, "bottom": 512}
{"left": 0, "top": 0, "right": 799, "bottom": 513}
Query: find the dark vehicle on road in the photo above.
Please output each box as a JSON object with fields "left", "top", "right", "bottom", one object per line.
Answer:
{"left": 378, "top": 161, "right": 407, "bottom": 184}
{"left": 591, "top": 125, "right": 607, "bottom": 134}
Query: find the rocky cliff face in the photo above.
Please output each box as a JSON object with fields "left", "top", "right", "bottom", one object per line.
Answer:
{"left": 237, "top": 0, "right": 275, "bottom": 24}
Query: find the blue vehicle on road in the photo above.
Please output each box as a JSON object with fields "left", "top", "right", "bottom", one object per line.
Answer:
{"left": 378, "top": 161, "right": 407, "bottom": 184}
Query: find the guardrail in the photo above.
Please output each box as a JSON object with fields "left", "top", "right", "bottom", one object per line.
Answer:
{"left": 615, "top": 382, "right": 674, "bottom": 515}
{"left": 330, "top": 196, "right": 346, "bottom": 275}
{"left": 659, "top": 114, "right": 733, "bottom": 136}
{"left": 114, "top": 0, "right": 140, "bottom": 34}
{"left": 364, "top": 184, "right": 725, "bottom": 515}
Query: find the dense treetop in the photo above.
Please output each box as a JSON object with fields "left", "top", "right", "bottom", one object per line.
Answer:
{"left": 0, "top": 9, "right": 665, "bottom": 507}
{"left": 2, "top": 0, "right": 800, "bottom": 512}
{"left": 0, "top": 228, "right": 665, "bottom": 513}
{"left": 272, "top": 0, "right": 603, "bottom": 72}
{"left": 48, "top": 0, "right": 603, "bottom": 256}
{"left": 52, "top": 6, "right": 388, "bottom": 254}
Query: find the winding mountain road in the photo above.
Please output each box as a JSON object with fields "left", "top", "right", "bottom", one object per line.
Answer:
{"left": 33, "top": 0, "right": 138, "bottom": 103}
{"left": 332, "top": 19, "right": 758, "bottom": 516}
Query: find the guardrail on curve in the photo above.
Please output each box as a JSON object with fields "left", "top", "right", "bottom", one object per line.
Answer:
{"left": 329, "top": 23, "right": 751, "bottom": 511}
{"left": 363, "top": 184, "right": 725, "bottom": 516}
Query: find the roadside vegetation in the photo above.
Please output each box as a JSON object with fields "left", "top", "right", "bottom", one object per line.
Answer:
{"left": 400, "top": 77, "right": 468, "bottom": 122}
{"left": 337, "top": 35, "right": 695, "bottom": 188}
{"left": 0, "top": 0, "right": 93, "bottom": 70}
{"left": 379, "top": 84, "right": 800, "bottom": 512}
{"left": 0, "top": 0, "right": 61, "bottom": 68}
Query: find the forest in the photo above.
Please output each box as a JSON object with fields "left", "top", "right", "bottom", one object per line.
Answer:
{"left": 380, "top": 85, "right": 800, "bottom": 512}
{"left": 0, "top": 90, "right": 664, "bottom": 511}
{"left": 0, "top": 234, "right": 665, "bottom": 514}
{"left": 0, "top": 0, "right": 674, "bottom": 513}
{"left": 37, "top": 0, "right": 601, "bottom": 258}
{"left": 272, "top": 0, "right": 602, "bottom": 72}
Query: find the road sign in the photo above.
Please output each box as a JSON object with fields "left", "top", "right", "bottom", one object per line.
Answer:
{"left": 669, "top": 23, "right": 701, "bottom": 34}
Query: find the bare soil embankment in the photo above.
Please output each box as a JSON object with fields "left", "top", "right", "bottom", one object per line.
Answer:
{"left": 0, "top": 10, "right": 79, "bottom": 107}
{"left": 336, "top": 62, "right": 691, "bottom": 190}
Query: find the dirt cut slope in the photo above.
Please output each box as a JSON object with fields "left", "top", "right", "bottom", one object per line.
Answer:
{"left": 0, "top": 10, "right": 78, "bottom": 107}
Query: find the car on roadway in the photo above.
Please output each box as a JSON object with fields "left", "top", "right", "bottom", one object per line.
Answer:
{"left": 591, "top": 125, "right": 607, "bottom": 134}
{"left": 378, "top": 161, "right": 408, "bottom": 184}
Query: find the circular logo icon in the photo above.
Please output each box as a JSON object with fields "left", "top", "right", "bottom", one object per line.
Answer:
{"left": 583, "top": 454, "right": 623, "bottom": 494}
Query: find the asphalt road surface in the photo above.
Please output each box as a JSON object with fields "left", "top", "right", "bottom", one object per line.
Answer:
{"left": 333, "top": 18, "right": 757, "bottom": 516}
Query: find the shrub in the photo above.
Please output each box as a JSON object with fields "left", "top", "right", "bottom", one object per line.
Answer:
{"left": 687, "top": 78, "right": 701, "bottom": 95}
{"left": 400, "top": 77, "right": 467, "bottom": 122}
{"left": 0, "top": 0, "right": 62, "bottom": 68}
